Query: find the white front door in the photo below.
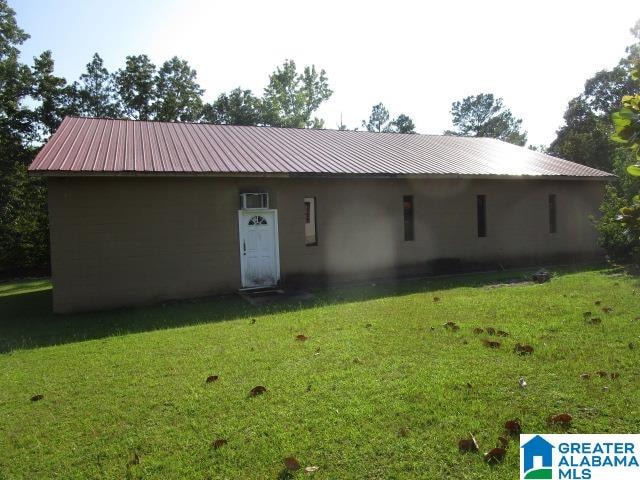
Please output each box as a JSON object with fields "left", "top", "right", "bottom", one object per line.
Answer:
{"left": 238, "top": 210, "right": 280, "bottom": 288}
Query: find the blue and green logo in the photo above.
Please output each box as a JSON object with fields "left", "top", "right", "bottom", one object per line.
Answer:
{"left": 521, "top": 435, "right": 554, "bottom": 479}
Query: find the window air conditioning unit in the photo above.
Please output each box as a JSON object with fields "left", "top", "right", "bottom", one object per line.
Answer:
{"left": 240, "top": 193, "right": 269, "bottom": 210}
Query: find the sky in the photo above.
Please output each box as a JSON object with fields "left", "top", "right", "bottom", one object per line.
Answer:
{"left": 12, "top": 0, "right": 640, "bottom": 146}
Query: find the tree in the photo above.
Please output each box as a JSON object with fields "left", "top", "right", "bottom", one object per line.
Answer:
{"left": 446, "top": 93, "right": 527, "bottom": 145}
{"left": 611, "top": 72, "right": 640, "bottom": 164}
{"left": 0, "top": 0, "right": 32, "bottom": 169}
{"left": 261, "top": 60, "right": 332, "bottom": 128}
{"left": 114, "top": 54, "right": 156, "bottom": 120}
{"left": 362, "top": 103, "right": 390, "bottom": 132}
{"left": 550, "top": 21, "right": 640, "bottom": 171}
{"left": 362, "top": 103, "right": 416, "bottom": 133}
{"left": 153, "top": 56, "right": 204, "bottom": 122}
{"left": 0, "top": 0, "right": 51, "bottom": 274}
{"left": 390, "top": 114, "right": 416, "bottom": 134}
{"left": 202, "top": 88, "right": 261, "bottom": 125}
{"left": 31, "top": 50, "right": 77, "bottom": 139}
{"left": 549, "top": 98, "right": 614, "bottom": 171}
{"left": 599, "top": 63, "right": 640, "bottom": 263}
{"left": 76, "top": 53, "right": 120, "bottom": 118}
{"left": 0, "top": 157, "right": 49, "bottom": 274}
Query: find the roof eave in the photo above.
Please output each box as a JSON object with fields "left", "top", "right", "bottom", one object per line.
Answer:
{"left": 29, "top": 170, "right": 617, "bottom": 181}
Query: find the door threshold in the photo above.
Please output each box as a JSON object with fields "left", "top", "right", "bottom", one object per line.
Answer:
{"left": 238, "top": 286, "right": 283, "bottom": 293}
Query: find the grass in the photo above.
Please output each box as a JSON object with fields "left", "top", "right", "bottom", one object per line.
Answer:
{"left": 1, "top": 266, "right": 639, "bottom": 479}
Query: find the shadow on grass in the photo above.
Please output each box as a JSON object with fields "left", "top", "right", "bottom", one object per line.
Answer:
{"left": 0, "top": 263, "right": 615, "bottom": 353}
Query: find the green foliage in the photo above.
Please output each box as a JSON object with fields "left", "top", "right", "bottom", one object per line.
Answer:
{"left": 153, "top": 56, "right": 204, "bottom": 122}
{"left": 0, "top": 0, "right": 32, "bottom": 151}
{"left": 0, "top": 161, "right": 49, "bottom": 273}
{"left": 362, "top": 103, "right": 416, "bottom": 133}
{"left": 202, "top": 87, "right": 261, "bottom": 125}
{"left": 30, "top": 50, "right": 77, "bottom": 139}
{"left": 596, "top": 184, "right": 640, "bottom": 261}
{"left": 114, "top": 54, "right": 156, "bottom": 120}
{"left": 261, "top": 60, "right": 332, "bottom": 128}
{"left": 1, "top": 269, "right": 639, "bottom": 477}
{"left": 76, "top": 53, "right": 121, "bottom": 118}
{"left": 390, "top": 113, "right": 416, "bottom": 133}
{"left": 611, "top": 89, "right": 640, "bottom": 164}
{"left": 549, "top": 98, "right": 617, "bottom": 171}
{"left": 596, "top": 60, "right": 640, "bottom": 263}
{"left": 446, "top": 93, "right": 527, "bottom": 146}
{"left": 0, "top": 0, "right": 47, "bottom": 274}
{"left": 550, "top": 23, "right": 640, "bottom": 171}
{"left": 362, "top": 102, "right": 390, "bottom": 132}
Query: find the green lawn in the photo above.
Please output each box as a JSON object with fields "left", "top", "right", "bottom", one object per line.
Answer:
{"left": 1, "top": 267, "right": 639, "bottom": 479}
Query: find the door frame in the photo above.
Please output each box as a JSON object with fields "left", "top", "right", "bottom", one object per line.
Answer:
{"left": 237, "top": 209, "right": 281, "bottom": 289}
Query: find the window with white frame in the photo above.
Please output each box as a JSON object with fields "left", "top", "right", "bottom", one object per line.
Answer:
{"left": 304, "top": 197, "right": 317, "bottom": 245}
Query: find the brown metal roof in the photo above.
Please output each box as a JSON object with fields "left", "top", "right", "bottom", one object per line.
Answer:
{"left": 29, "top": 116, "right": 613, "bottom": 179}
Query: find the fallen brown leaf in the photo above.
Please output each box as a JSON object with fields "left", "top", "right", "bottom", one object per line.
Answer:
{"left": 514, "top": 343, "right": 534, "bottom": 355}
{"left": 482, "top": 339, "right": 501, "bottom": 348}
{"left": 249, "top": 385, "right": 267, "bottom": 397}
{"left": 484, "top": 447, "right": 506, "bottom": 464}
{"left": 212, "top": 438, "right": 227, "bottom": 449}
{"left": 549, "top": 413, "right": 572, "bottom": 427}
{"left": 458, "top": 434, "right": 479, "bottom": 453}
{"left": 283, "top": 456, "right": 301, "bottom": 471}
{"left": 504, "top": 419, "right": 521, "bottom": 436}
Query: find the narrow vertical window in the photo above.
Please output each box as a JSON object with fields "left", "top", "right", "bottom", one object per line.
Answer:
{"left": 304, "top": 197, "right": 317, "bottom": 245}
{"left": 403, "top": 195, "right": 414, "bottom": 241}
{"left": 548, "top": 194, "right": 557, "bottom": 234}
{"left": 477, "top": 195, "right": 487, "bottom": 238}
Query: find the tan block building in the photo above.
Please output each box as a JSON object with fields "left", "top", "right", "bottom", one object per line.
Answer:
{"left": 31, "top": 117, "right": 612, "bottom": 313}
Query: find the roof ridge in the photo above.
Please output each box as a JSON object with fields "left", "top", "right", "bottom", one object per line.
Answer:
{"left": 62, "top": 115, "right": 454, "bottom": 138}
